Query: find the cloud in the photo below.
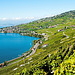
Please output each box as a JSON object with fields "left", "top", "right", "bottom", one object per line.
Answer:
{"left": 24, "top": 17, "right": 35, "bottom": 20}
{"left": 0, "top": 18, "right": 8, "bottom": 21}
{"left": 12, "top": 17, "right": 22, "bottom": 20}
{"left": 44, "top": 14, "right": 54, "bottom": 18}
{"left": 0, "top": 17, "right": 36, "bottom": 21}
{"left": 0, "top": 15, "right": 54, "bottom": 21}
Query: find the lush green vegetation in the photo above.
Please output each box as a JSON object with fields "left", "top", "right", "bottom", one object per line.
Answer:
{"left": 0, "top": 10, "right": 75, "bottom": 75}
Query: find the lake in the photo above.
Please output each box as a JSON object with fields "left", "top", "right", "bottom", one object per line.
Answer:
{"left": 0, "top": 33, "right": 39, "bottom": 63}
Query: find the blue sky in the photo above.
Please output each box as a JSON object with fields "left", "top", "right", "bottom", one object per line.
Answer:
{"left": 0, "top": 0, "right": 75, "bottom": 27}
{"left": 0, "top": 0, "right": 75, "bottom": 20}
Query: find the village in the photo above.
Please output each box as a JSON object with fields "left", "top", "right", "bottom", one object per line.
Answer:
{"left": 0, "top": 23, "right": 73, "bottom": 35}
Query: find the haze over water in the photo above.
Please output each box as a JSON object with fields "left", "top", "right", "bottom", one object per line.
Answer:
{"left": 0, "top": 33, "right": 39, "bottom": 63}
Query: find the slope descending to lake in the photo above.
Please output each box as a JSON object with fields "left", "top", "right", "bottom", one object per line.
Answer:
{"left": 0, "top": 10, "right": 75, "bottom": 75}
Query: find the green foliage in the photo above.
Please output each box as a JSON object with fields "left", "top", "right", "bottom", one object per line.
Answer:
{"left": 4, "top": 31, "right": 7, "bottom": 33}
{"left": 4, "top": 61, "right": 8, "bottom": 66}
{"left": 0, "top": 10, "right": 75, "bottom": 75}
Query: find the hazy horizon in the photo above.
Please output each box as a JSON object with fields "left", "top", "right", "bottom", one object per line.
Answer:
{"left": 0, "top": 19, "right": 36, "bottom": 28}
{"left": 0, "top": 0, "right": 75, "bottom": 27}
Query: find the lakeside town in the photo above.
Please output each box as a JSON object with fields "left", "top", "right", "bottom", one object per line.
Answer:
{"left": 0, "top": 23, "right": 75, "bottom": 34}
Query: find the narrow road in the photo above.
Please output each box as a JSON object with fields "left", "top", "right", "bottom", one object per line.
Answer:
{"left": 7, "top": 42, "right": 40, "bottom": 66}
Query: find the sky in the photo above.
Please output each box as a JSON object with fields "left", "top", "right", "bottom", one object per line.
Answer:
{"left": 0, "top": 0, "right": 75, "bottom": 27}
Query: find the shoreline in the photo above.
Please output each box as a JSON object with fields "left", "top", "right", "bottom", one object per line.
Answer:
{"left": 6, "top": 41, "right": 40, "bottom": 66}
{"left": 0, "top": 33, "right": 41, "bottom": 66}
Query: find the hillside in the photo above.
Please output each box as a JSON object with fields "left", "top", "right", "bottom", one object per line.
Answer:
{"left": 0, "top": 10, "right": 75, "bottom": 33}
{"left": 0, "top": 10, "right": 75, "bottom": 75}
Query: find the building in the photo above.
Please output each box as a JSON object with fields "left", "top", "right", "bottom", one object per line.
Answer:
{"left": 58, "top": 29, "right": 63, "bottom": 32}
{"left": 42, "top": 44, "right": 48, "bottom": 48}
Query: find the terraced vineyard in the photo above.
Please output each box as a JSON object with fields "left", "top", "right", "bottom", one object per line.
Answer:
{"left": 0, "top": 10, "right": 75, "bottom": 75}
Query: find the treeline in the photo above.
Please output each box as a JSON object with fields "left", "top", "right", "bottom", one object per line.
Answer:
{"left": 20, "top": 32, "right": 44, "bottom": 38}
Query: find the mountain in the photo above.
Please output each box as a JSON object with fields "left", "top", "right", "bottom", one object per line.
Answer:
{"left": 0, "top": 10, "right": 75, "bottom": 75}
{"left": 0, "top": 19, "right": 35, "bottom": 28}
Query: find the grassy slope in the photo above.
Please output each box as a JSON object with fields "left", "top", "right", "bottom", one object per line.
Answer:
{"left": 0, "top": 10, "right": 75, "bottom": 75}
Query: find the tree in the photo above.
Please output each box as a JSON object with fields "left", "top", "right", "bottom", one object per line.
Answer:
{"left": 4, "top": 61, "right": 8, "bottom": 66}
{"left": 19, "top": 31, "right": 21, "bottom": 33}
{"left": 0, "top": 64, "right": 2, "bottom": 67}
{"left": 4, "top": 31, "right": 7, "bottom": 33}
{"left": 33, "top": 40, "right": 37, "bottom": 45}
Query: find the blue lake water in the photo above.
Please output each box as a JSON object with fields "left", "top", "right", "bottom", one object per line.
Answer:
{"left": 0, "top": 26, "right": 3, "bottom": 28}
{"left": 0, "top": 33, "right": 39, "bottom": 63}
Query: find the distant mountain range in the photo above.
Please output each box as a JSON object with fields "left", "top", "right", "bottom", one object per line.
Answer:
{"left": 1, "top": 10, "right": 75, "bottom": 28}
{"left": 0, "top": 19, "right": 36, "bottom": 28}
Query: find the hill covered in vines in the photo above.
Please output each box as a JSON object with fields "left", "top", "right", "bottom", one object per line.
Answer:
{"left": 0, "top": 10, "right": 75, "bottom": 75}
